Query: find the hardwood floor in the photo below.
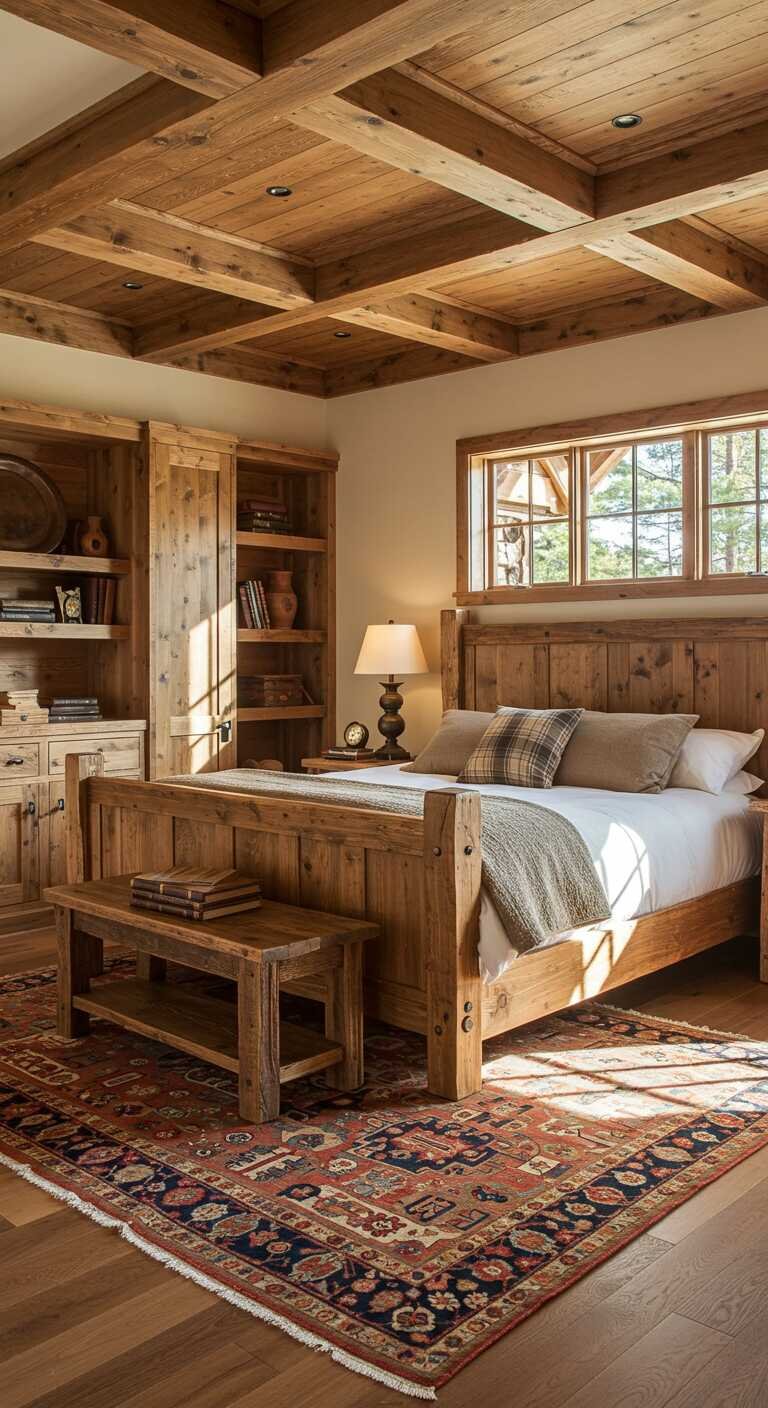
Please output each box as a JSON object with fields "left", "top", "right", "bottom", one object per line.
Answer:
{"left": 2, "top": 927, "right": 768, "bottom": 1407}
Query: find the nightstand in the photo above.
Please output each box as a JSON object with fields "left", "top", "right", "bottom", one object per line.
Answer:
{"left": 301, "top": 756, "right": 400, "bottom": 774}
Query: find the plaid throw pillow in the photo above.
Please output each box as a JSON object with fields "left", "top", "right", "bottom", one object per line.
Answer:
{"left": 458, "top": 706, "right": 584, "bottom": 788}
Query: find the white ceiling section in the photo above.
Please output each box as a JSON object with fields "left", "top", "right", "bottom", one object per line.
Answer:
{"left": 0, "top": 11, "right": 143, "bottom": 158}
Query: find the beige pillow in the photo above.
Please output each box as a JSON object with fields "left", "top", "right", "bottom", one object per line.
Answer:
{"left": 401, "top": 709, "right": 493, "bottom": 775}
{"left": 554, "top": 710, "right": 698, "bottom": 793}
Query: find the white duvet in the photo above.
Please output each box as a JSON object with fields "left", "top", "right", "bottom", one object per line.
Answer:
{"left": 321, "top": 764, "right": 762, "bottom": 982}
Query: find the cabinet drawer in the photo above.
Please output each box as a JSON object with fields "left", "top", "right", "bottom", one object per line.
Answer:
{"left": 0, "top": 742, "right": 40, "bottom": 777}
{"left": 48, "top": 734, "right": 142, "bottom": 776}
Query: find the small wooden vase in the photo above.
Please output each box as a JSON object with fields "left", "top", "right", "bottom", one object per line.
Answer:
{"left": 265, "top": 569, "right": 298, "bottom": 628}
{"left": 79, "top": 515, "right": 109, "bottom": 557}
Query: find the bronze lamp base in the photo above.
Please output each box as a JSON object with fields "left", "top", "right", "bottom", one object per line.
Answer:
{"left": 373, "top": 677, "right": 411, "bottom": 761}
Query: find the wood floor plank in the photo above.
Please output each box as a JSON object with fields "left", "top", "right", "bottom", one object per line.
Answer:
{"left": 558, "top": 1312, "right": 731, "bottom": 1408}
{"left": 3, "top": 1280, "right": 212, "bottom": 1408}
{"left": 116, "top": 1341, "right": 268, "bottom": 1408}
{"left": 0, "top": 1253, "right": 166, "bottom": 1361}
{"left": 664, "top": 1314, "right": 768, "bottom": 1407}
{"left": 0, "top": 1170, "right": 65, "bottom": 1227}
{"left": 0, "top": 1211, "right": 130, "bottom": 1311}
{"left": 653, "top": 1143, "right": 768, "bottom": 1243}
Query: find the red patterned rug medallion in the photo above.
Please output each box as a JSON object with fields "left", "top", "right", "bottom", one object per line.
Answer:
{"left": 2, "top": 959, "right": 768, "bottom": 1398}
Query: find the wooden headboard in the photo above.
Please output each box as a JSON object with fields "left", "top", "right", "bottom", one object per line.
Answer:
{"left": 441, "top": 610, "right": 768, "bottom": 781}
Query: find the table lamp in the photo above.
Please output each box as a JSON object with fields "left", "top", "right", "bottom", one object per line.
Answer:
{"left": 354, "top": 620, "right": 428, "bottom": 760}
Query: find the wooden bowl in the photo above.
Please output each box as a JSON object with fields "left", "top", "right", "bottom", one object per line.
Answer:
{"left": 0, "top": 454, "right": 66, "bottom": 552}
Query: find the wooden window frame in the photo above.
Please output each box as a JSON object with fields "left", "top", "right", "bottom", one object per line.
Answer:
{"left": 456, "top": 388, "right": 768, "bottom": 606}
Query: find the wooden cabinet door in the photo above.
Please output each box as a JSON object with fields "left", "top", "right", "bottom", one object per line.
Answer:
{"left": 148, "top": 427, "right": 237, "bottom": 778}
{"left": 0, "top": 784, "right": 39, "bottom": 907}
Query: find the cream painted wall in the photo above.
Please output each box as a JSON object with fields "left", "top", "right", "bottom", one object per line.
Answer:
{"left": 0, "top": 336, "right": 329, "bottom": 446}
{"left": 327, "top": 306, "right": 768, "bottom": 755}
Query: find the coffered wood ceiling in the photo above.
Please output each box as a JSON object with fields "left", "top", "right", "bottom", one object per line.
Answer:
{"left": 3, "top": 0, "right": 768, "bottom": 396}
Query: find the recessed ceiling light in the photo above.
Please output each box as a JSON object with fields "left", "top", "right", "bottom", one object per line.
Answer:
{"left": 266, "top": 184, "right": 293, "bottom": 197}
{"left": 333, "top": 330, "right": 352, "bottom": 339}
{"left": 611, "top": 113, "right": 643, "bottom": 129}
{"left": 123, "top": 279, "right": 143, "bottom": 290}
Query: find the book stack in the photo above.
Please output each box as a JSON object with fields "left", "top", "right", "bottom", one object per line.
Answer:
{"left": 130, "top": 867, "right": 262, "bottom": 922}
{"left": 48, "top": 696, "right": 102, "bottom": 723}
{"left": 0, "top": 689, "right": 49, "bottom": 726}
{"left": 83, "top": 577, "right": 116, "bottom": 625}
{"left": 238, "top": 579, "right": 272, "bottom": 629}
{"left": 0, "top": 597, "right": 56, "bottom": 623}
{"left": 237, "top": 499, "right": 292, "bottom": 535}
{"left": 323, "top": 746, "right": 375, "bottom": 761}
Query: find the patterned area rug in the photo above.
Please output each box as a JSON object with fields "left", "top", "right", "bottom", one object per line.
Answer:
{"left": 2, "top": 961, "right": 768, "bottom": 1399}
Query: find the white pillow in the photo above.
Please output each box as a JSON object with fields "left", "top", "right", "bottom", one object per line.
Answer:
{"left": 669, "top": 727, "right": 764, "bottom": 793}
{"left": 724, "top": 769, "right": 763, "bottom": 796}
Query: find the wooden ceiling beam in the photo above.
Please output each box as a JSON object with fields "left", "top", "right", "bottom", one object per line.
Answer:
{"left": 293, "top": 67, "right": 594, "bottom": 233}
{"left": 590, "top": 220, "right": 768, "bottom": 312}
{"left": 35, "top": 201, "right": 315, "bottom": 310}
{"left": 336, "top": 296, "right": 518, "bottom": 361}
{"left": 0, "top": 287, "right": 134, "bottom": 357}
{"left": 0, "top": 1, "right": 262, "bottom": 98}
{"left": 0, "top": 77, "right": 213, "bottom": 254}
{"left": 0, "top": 0, "right": 515, "bottom": 252}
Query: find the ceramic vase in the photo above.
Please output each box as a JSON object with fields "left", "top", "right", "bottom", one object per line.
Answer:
{"left": 266, "top": 569, "right": 298, "bottom": 628}
{"left": 79, "top": 515, "right": 109, "bottom": 557}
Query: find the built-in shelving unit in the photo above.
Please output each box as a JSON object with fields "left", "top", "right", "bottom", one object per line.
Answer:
{"left": 236, "top": 438, "right": 337, "bottom": 771}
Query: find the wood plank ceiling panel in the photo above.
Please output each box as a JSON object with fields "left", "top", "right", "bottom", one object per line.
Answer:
{"left": 435, "top": 247, "right": 658, "bottom": 320}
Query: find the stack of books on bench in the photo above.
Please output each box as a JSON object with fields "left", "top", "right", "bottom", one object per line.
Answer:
{"left": 0, "top": 689, "right": 49, "bottom": 726}
{"left": 130, "top": 868, "right": 262, "bottom": 922}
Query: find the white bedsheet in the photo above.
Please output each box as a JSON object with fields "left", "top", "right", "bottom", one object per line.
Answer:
{"left": 321, "top": 764, "right": 762, "bottom": 981}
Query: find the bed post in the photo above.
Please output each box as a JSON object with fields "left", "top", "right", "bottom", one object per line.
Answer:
{"left": 65, "top": 752, "right": 105, "bottom": 884}
{"left": 441, "top": 608, "right": 469, "bottom": 710}
{"left": 424, "top": 788, "right": 483, "bottom": 1099}
{"left": 64, "top": 752, "right": 105, "bottom": 975}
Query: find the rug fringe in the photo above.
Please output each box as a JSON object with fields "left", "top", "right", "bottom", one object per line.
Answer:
{"left": 0, "top": 1152, "right": 436, "bottom": 1401}
{"left": 595, "top": 1000, "right": 762, "bottom": 1043}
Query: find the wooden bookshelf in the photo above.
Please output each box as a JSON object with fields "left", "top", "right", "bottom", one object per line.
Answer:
{"left": 236, "top": 437, "right": 337, "bottom": 770}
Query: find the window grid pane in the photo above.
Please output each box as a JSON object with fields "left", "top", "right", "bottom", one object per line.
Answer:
{"left": 586, "top": 439, "right": 684, "bottom": 582}
{"left": 489, "top": 456, "right": 571, "bottom": 587}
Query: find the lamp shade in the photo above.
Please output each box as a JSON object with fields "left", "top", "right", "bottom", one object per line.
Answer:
{"left": 354, "top": 622, "right": 428, "bottom": 677}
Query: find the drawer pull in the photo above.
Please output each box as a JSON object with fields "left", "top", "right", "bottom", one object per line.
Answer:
{"left": 5, "top": 757, "right": 25, "bottom": 766}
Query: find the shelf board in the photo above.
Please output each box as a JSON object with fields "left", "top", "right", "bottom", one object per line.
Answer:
{"left": 237, "top": 629, "right": 325, "bottom": 643}
{"left": 239, "top": 705, "right": 325, "bottom": 722}
{"left": 0, "top": 550, "right": 130, "bottom": 575}
{"left": 236, "top": 531, "right": 327, "bottom": 553}
{"left": 73, "top": 979, "right": 342, "bottom": 1082}
{"left": 0, "top": 622, "right": 129, "bottom": 639}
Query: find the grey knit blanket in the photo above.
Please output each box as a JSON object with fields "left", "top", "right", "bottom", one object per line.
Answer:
{"left": 166, "top": 770, "right": 610, "bottom": 957}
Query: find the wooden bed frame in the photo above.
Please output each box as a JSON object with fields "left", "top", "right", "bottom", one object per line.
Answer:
{"left": 65, "top": 611, "right": 767, "bottom": 1101}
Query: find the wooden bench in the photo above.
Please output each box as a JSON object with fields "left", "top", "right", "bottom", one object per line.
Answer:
{"left": 44, "top": 876, "right": 379, "bottom": 1123}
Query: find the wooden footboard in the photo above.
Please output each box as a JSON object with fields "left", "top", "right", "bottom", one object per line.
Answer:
{"left": 65, "top": 754, "right": 484, "bottom": 1100}
{"left": 65, "top": 752, "right": 760, "bottom": 1101}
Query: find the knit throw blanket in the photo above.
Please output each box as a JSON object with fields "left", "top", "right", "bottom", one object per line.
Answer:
{"left": 166, "top": 770, "right": 610, "bottom": 958}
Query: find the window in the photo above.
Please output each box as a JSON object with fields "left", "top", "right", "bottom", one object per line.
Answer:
{"left": 459, "top": 401, "right": 768, "bottom": 604}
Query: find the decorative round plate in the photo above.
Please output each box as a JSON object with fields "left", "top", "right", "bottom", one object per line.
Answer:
{"left": 0, "top": 454, "right": 66, "bottom": 552}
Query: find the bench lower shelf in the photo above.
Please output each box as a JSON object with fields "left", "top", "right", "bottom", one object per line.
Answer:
{"left": 74, "top": 978, "right": 343, "bottom": 1082}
